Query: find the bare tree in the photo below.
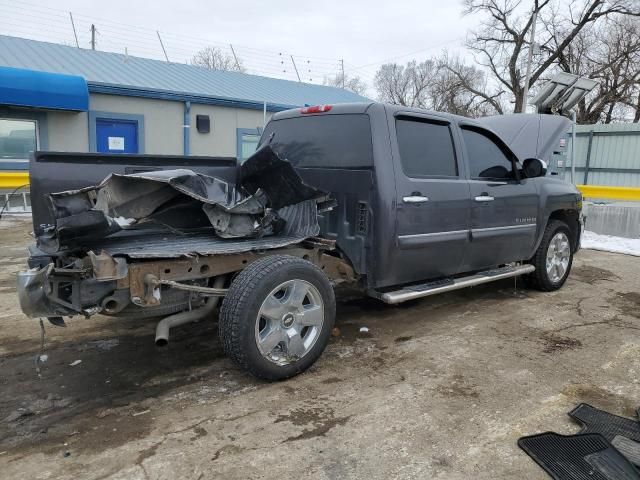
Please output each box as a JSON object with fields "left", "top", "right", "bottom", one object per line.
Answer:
{"left": 191, "top": 46, "right": 246, "bottom": 73}
{"left": 464, "top": 0, "right": 640, "bottom": 113}
{"left": 437, "top": 54, "right": 506, "bottom": 115}
{"left": 374, "top": 60, "right": 439, "bottom": 107}
{"left": 373, "top": 55, "right": 502, "bottom": 117}
{"left": 553, "top": 16, "right": 640, "bottom": 122}
{"left": 323, "top": 73, "right": 368, "bottom": 96}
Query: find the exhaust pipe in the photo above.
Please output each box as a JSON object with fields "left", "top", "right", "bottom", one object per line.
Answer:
{"left": 155, "top": 276, "right": 226, "bottom": 347}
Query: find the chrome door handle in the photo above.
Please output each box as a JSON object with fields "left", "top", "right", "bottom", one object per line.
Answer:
{"left": 474, "top": 195, "right": 495, "bottom": 202}
{"left": 403, "top": 195, "right": 429, "bottom": 204}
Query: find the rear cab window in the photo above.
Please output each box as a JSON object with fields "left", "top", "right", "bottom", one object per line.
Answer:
{"left": 259, "top": 114, "right": 373, "bottom": 168}
{"left": 395, "top": 117, "right": 458, "bottom": 177}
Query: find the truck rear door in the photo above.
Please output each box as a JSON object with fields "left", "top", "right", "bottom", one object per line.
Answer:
{"left": 390, "top": 113, "right": 471, "bottom": 284}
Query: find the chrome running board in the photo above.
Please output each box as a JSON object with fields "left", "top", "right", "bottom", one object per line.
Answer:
{"left": 371, "top": 264, "right": 535, "bottom": 305}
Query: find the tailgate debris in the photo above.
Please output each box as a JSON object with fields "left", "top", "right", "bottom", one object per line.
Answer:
{"left": 131, "top": 409, "right": 151, "bottom": 417}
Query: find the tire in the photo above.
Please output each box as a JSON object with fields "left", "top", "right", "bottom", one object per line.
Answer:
{"left": 526, "top": 219, "right": 574, "bottom": 291}
{"left": 219, "top": 255, "right": 336, "bottom": 381}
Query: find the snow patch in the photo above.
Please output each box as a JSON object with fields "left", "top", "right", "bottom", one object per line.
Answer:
{"left": 582, "top": 231, "right": 640, "bottom": 257}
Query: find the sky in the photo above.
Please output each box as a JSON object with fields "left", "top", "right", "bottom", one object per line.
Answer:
{"left": 0, "top": 0, "right": 478, "bottom": 90}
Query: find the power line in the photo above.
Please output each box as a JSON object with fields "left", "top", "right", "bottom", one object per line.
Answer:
{"left": 0, "top": 0, "right": 346, "bottom": 85}
{"left": 0, "top": 0, "right": 412, "bottom": 90}
{"left": 347, "top": 36, "right": 466, "bottom": 71}
{"left": 0, "top": 0, "right": 343, "bottom": 63}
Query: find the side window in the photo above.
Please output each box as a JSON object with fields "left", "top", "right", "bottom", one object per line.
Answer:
{"left": 461, "top": 128, "right": 515, "bottom": 180}
{"left": 396, "top": 118, "right": 457, "bottom": 177}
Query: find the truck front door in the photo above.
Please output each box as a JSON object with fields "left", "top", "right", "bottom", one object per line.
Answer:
{"left": 459, "top": 126, "right": 538, "bottom": 271}
{"left": 391, "top": 114, "right": 471, "bottom": 285}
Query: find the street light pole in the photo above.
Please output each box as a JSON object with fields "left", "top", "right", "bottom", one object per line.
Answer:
{"left": 521, "top": 7, "right": 538, "bottom": 113}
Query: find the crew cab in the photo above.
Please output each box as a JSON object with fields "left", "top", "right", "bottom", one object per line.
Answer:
{"left": 17, "top": 102, "right": 582, "bottom": 380}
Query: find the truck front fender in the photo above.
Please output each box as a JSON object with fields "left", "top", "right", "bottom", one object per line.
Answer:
{"left": 530, "top": 178, "right": 582, "bottom": 258}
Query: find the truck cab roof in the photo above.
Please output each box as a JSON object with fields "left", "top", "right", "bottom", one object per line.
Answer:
{"left": 270, "top": 102, "right": 570, "bottom": 164}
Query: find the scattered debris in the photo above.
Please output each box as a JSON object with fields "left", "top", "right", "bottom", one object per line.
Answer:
{"left": 34, "top": 318, "right": 46, "bottom": 377}
{"left": 132, "top": 409, "right": 151, "bottom": 417}
{"left": 394, "top": 336, "right": 413, "bottom": 343}
{"left": 69, "top": 360, "right": 82, "bottom": 367}
{"left": 359, "top": 327, "right": 369, "bottom": 333}
{"left": 63, "top": 451, "right": 70, "bottom": 458}
{"left": 540, "top": 332, "right": 582, "bottom": 354}
{"left": 96, "top": 409, "right": 117, "bottom": 419}
{"left": 87, "top": 339, "right": 119, "bottom": 351}
{"left": 331, "top": 327, "right": 341, "bottom": 337}
{"left": 38, "top": 354, "right": 48, "bottom": 363}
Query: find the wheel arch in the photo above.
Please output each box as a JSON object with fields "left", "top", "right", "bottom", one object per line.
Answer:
{"left": 532, "top": 209, "right": 581, "bottom": 257}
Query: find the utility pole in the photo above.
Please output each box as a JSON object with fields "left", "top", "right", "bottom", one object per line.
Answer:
{"left": 521, "top": 5, "right": 539, "bottom": 113}
{"left": 69, "top": 13, "right": 79, "bottom": 48}
{"left": 290, "top": 55, "right": 301, "bottom": 82}
{"left": 90, "top": 24, "right": 96, "bottom": 50}
{"left": 229, "top": 44, "right": 242, "bottom": 71}
{"left": 340, "top": 59, "right": 345, "bottom": 88}
{"left": 157, "top": 31, "right": 169, "bottom": 62}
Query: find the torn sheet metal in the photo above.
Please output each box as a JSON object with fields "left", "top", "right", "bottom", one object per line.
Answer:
{"left": 84, "top": 230, "right": 317, "bottom": 258}
{"left": 39, "top": 145, "right": 327, "bottom": 254}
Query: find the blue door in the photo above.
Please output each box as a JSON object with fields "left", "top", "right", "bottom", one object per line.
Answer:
{"left": 96, "top": 118, "right": 139, "bottom": 153}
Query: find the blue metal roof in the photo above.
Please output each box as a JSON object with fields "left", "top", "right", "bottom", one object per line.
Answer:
{"left": 0, "top": 35, "right": 368, "bottom": 111}
{"left": 0, "top": 66, "right": 88, "bottom": 111}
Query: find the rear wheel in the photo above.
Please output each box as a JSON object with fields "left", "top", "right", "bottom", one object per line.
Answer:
{"left": 219, "top": 255, "right": 335, "bottom": 380}
{"left": 527, "top": 219, "right": 574, "bottom": 291}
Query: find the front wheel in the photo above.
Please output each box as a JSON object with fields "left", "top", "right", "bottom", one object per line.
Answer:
{"left": 526, "top": 219, "right": 574, "bottom": 291}
{"left": 219, "top": 255, "right": 335, "bottom": 381}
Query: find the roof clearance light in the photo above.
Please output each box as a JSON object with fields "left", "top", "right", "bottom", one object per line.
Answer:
{"left": 300, "top": 105, "right": 332, "bottom": 114}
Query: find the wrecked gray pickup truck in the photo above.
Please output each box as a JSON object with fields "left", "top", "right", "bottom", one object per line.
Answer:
{"left": 18, "top": 102, "right": 582, "bottom": 380}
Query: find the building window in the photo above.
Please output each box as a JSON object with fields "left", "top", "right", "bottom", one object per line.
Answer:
{"left": 89, "top": 111, "right": 145, "bottom": 154}
{"left": 0, "top": 118, "right": 38, "bottom": 165}
{"left": 236, "top": 128, "right": 261, "bottom": 160}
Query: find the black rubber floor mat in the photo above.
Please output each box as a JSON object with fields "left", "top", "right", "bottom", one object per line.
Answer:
{"left": 518, "top": 432, "right": 640, "bottom": 479}
{"left": 569, "top": 403, "right": 640, "bottom": 466}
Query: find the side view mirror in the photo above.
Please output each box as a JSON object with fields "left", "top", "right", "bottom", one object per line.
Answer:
{"left": 522, "top": 158, "right": 548, "bottom": 178}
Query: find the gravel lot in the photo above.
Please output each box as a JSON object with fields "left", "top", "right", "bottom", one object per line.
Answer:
{"left": 1, "top": 216, "right": 639, "bottom": 479}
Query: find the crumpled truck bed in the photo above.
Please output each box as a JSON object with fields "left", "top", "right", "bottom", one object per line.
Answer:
{"left": 36, "top": 144, "right": 329, "bottom": 255}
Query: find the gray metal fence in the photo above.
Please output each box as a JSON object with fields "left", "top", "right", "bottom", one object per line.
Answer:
{"left": 566, "top": 123, "right": 640, "bottom": 187}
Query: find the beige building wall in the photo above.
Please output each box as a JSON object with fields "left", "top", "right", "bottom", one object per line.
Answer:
{"left": 189, "top": 104, "right": 273, "bottom": 157}
{"left": 38, "top": 95, "right": 276, "bottom": 157}
{"left": 46, "top": 110, "right": 88, "bottom": 151}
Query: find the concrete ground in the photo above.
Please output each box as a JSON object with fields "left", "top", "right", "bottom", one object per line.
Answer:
{"left": 1, "top": 216, "right": 640, "bottom": 480}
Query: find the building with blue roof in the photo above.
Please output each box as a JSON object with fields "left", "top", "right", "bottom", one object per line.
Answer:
{"left": 0, "top": 34, "right": 368, "bottom": 173}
